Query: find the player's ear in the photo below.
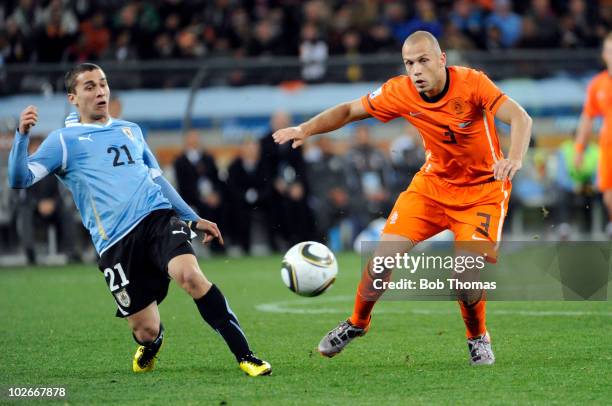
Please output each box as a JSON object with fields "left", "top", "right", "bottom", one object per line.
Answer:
{"left": 67, "top": 93, "right": 77, "bottom": 106}
{"left": 440, "top": 51, "right": 446, "bottom": 67}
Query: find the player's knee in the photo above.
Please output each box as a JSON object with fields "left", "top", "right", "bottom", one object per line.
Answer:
{"left": 177, "top": 265, "right": 210, "bottom": 295}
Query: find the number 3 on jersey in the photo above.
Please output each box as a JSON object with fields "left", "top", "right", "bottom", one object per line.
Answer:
{"left": 104, "top": 263, "right": 130, "bottom": 291}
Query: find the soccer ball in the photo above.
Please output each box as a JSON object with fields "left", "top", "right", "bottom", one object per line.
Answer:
{"left": 281, "top": 241, "right": 338, "bottom": 297}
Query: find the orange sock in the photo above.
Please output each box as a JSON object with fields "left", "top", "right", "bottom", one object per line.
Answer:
{"left": 349, "top": 265, "right": 387, "bottom": 328}
{"left": 458, "top": 292, "right": 487, "bottom": 338}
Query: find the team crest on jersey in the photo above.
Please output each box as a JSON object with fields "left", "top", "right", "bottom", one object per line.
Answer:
{"left": 114, "top": 288, "right": 131, "bottom": 307}
{"left": 121, "top": 127, "right": 135, "bottom": 141}
{"left": 369, "top": 86, "right": 383, "bottom": 99}
{"left": 450, "top": 97, "right": 466, "bottom": 115}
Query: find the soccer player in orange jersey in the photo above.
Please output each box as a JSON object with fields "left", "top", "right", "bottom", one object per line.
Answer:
{"left": 273, "top": 31, "right": 532, "bottom": 365}
{"left": 575, "top": 33, "right": 612, "bottom": 236}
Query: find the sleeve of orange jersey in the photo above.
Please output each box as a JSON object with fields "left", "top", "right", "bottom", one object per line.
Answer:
{"left": 471, "top": 70, "right": 508, "bottom": 115}
{"left": 361, "top": 78, "right": 403, "bottom": 123}
{"left": 582, "top": 79, "right": 601, "bottom": 118}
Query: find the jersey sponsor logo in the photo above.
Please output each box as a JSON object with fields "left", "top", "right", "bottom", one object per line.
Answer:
{"left": 114, "top": 288, "right": 131, "bottom": 307}
{"left": 172, "top": 227, "right": 188, "bottom": 236}
{"left": 369, "top": 86, "right": 383, "bottom": 99}
{"left": 121, "top": 127, "right": 135, "bottom": 141}
{"left": 389, "top": 210, "right": 399, "bottom": 225}
{"left": 78, "top": 134, "right": 93, "bottom": 142}
{"left": 471, "top": 233, "right": 489, "bottom": 241}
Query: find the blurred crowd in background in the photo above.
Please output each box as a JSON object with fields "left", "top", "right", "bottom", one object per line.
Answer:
{"left": 0, "top": 109, "right": 431, "bottom": 262}
{"left": 1, "top": 0, "right": 610, "bottom": 65}
{"left": 1, "top": 0, "right": 609, "bottom": 264}
{"left": 0, "top": 107, "right": 605, "bottom": 264}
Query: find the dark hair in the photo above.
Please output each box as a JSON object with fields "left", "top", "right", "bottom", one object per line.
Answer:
{"left": 64, "top": 63, "right": 103, "bottom": 94}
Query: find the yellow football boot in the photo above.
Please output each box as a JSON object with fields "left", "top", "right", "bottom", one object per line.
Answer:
{"left": 238, "top": 354, "right": 272, "bottom": 376}
{"left": 132, "top": 340, "right": 163, "bottom": 373}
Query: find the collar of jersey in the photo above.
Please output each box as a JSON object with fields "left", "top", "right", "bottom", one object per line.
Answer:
{"left": 66, "top": 118, "right": 114, "bottom": 128}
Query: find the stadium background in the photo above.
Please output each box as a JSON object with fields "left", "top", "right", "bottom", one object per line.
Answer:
{"left": 1, "top": 0, "right": 611, "bottom": 265}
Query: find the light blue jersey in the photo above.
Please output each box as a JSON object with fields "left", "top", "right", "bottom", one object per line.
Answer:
{"left": 8, "top": 118, "right": 196, "bottom": 254}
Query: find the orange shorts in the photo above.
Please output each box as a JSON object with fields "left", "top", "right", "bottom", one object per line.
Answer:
{"left": 383, "top": 173, "right": 511, "bottom": 261}
{"left": 598, "top": 146, "right": 612, "bottom": 191}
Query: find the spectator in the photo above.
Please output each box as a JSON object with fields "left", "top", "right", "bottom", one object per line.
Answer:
{"left": 36, "top": 6, "right": 74, "bottom": 62}
{"left": 227, "top": 138, "right": 276, "bottom": 254}
{"left": 560, "top": 0, "right": 597, "bottom": 48}
{"left": 247, "top": 20, "right": 284, "bottom": 56}
{"left": 174, "top": 130, "right": 227, "bottom": 253}
{"left": 364, "top": 23, "right": 397, "bottom": 54}
{"left": 344, "top": 125, "right": 393, "bottom": 231}
{"left": 441, "top": 21, "right": 476, "bottom": 50}
{"left": 4, "top": 17, "right": 33, "bottom": 63}
{"left": 306, "top": 136, "right": 352, "bottom": 250}
{"left": 525, "top": 0, "right": 560, "bottom": 48}
{"left": 299, "top": 23, "right": 328, "bottom": 82}
{"left": 8, "top": 0, "right": 42, "bottom": 38}
{"left": 449, "top": 0, "right": 484, "bottom": 47}
{"left": 102, "top": 30, "right": 138, "bottom": 62}
{"left": 384, "top": 3, "right": 412, "bottom": 44}
{"left": 39, "top": 0, "right": 78, "bottom": 36}
{"left": 486, "top": 0, "right": 522, "bottom": 48}
{"left": 14, "top": 138, "right": 80, "bottom": 264}
{"left": 261, "top": 111, "right": 316, "bottom": 247}
{"left": 79, "top": 11, "right": 110, "bottom": 60}
{"left": 176, "top": 27, "right": 206, "bottom": 59}
{"left": 404, "top": 0, "right": 443, "bottom": 39}
{"left": 339, "top": 30, "right": 364, "bottom": 82}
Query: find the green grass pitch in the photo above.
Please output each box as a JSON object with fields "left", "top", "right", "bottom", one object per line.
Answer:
{"left": 1, "top": 253, "right": 611, "bottom": 405}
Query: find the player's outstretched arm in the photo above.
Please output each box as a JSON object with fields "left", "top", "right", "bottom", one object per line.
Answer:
{"left": 493, "top": 97, "right": 533, "bottom": 181}
{"left": 574, "top": 113, "right": 594, "bottom": 169}
{"left": 272, "top": 99, "right": 371, "bottom": 148}
{"left": 8, "top": 106, "right": 62, "bottom": 189}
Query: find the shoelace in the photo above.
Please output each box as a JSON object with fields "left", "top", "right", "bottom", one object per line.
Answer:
{"left": 328, "top": 321, "right": 350, "bottom": 338}
{"left": 241, "top": 355, "right": 264, "bottom": 366}
{"left": 471, "top": 338, "right": 492, "bottom": 359}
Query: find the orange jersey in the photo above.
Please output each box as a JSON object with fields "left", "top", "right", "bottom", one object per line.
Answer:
{"left": 583, "top": 71, "right": 612, "bottom": 146}
{"left": 361, "top": 66, "right": 508, "bottom": 185}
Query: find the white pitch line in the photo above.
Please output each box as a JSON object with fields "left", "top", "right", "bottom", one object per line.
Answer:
{"left": 255, "top": 296, "right": 612, "bottom": 317}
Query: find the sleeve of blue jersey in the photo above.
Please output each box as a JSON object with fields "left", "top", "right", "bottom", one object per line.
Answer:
{"left": 153, "top": 176, "right": 199, "bottom": 221}
{"left": 139, "top": 130, "right": 199, "bottom": 222}
{"left": 8, "top": 130, "right": 64, "bottom": 188}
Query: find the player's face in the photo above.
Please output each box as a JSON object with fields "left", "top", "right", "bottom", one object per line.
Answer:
{"left": 68, "top": 69, "right": 110, "bottom": 123}
{"left": 603, "top": 39, "right": 612, "bottom": 71}
{"left": 402, "top": 40, "right": 446, "bottom": 96}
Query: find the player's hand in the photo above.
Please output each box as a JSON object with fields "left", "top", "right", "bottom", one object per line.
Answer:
{"left": 19, "top": 105, "right": 38, "bottom": 135}
{"left": 193, "top": 219, "right": 224, "bottom": 246}
{"left": 574, "top": 151, "right": 584, "bottom": 169}
{"left": 493, "top": 158, "right": 522, "bottom": 181}
{"left": 272, "top": 126, "right": 307, "bottom": 149}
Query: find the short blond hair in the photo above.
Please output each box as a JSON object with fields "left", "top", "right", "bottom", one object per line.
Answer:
{"left": 403, "top": 31, "right": 442, "bottom": 55}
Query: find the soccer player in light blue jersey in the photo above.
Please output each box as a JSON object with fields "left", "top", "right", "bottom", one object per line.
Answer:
{"left": 8, "top": 63, "right": 271, "bottom": 376}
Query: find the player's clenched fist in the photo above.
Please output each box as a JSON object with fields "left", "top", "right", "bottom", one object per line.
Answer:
{"left": 19, "top": 105, "right": 38, "bottom": 135}
{"left": 272, "top": 126, "right": 307, "bottom": 149}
